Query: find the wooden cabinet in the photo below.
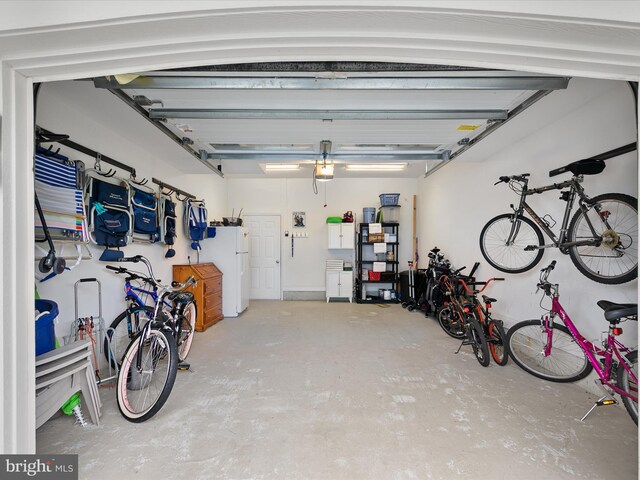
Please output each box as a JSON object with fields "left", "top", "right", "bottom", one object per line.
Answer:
{"left": 173, "top": 263, "right": 223, "bottom": 332}
{"left": 327, "top": 222, "right": 355, "bottom": 249}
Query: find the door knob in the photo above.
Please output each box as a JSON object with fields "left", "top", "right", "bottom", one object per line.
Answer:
{"left": 276, "top": 260, "right": 280, "bottom": 264}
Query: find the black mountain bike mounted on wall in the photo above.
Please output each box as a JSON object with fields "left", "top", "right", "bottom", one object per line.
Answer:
{"left": 479, "top": 143, "right": 637, "bottom": 285}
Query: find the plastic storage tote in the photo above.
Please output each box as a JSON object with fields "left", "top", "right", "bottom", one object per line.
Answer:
{"left": 379, "top": 205, "right": 401, "bottom": 223}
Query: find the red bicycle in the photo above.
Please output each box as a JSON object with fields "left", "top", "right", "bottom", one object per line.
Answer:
{"left": 437, "top": 274, "right": 506, "bottom": 367}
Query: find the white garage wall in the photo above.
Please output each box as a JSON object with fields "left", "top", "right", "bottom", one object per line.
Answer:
{"left": 35, "top": 82, "right": 227, "bottom": 340}
{"left": 227, "top": 177, "right": 418, "bottom": 296}
{"left": 418, "top": 78, "right": 638, "bottom": 347}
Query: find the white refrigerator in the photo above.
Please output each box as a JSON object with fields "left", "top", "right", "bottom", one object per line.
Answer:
{"left": 202, "top": 226, "right": 250, "bottom": 317}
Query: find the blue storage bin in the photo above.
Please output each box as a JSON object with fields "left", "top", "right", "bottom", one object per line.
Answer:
{"left": 379, "top": 193, "right": 400, "bottom": 206}
{"left": 35, "top": 299, "right": 58, "bottom": 356}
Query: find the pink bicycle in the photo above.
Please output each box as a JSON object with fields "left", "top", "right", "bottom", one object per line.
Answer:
{"left": 507, "top": 261, "right": 638, "bottom": 423}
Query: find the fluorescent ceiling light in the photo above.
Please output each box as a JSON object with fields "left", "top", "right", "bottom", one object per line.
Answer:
{"left": 345, "top": 163, "right": 408, "bottom": 171}
{"left": 315, "top": 163, "right": 334, "bottom": 181}
{"left": 265, "top": 163, "right": 300, "bottom": 171}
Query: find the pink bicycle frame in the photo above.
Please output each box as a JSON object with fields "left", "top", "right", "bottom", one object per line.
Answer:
{"left": 544, "top": 297, "right": 637, "bottom": 402}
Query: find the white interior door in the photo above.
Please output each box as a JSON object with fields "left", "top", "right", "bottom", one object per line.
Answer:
{"left": 244, "top": 215, "right": 281, "bottom": 299}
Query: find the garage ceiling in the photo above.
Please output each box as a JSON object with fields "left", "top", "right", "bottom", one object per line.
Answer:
{"left": 91, "top": 63, "right": 570, "bottom": 179}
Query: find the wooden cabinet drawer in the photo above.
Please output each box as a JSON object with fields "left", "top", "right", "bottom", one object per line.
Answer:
{"left": 202, "top": 280, "right": 221, "bottom": 311}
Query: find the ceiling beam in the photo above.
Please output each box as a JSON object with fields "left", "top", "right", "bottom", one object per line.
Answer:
{"left": 149, "top": 108, "right": 508, "bottom": 121}
{"left": 94, "top": 76, "right": 570, "bottom": 91}
{"left": 201, "top": 152, "right": 450, "bottom": 161}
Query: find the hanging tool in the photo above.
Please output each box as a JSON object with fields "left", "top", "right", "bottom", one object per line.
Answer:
{"left": 291, "top": 235, "right": 294, "bottom": 257}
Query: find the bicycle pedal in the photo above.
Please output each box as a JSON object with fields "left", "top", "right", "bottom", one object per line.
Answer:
{"left": 524, "top": 245, "right": 538, "bottom": 251}
{"left": 596, "top": 398, "right": 617, "bottom": 407}
{"left": 178, "top": 362, "right": 191, "bottom": 371}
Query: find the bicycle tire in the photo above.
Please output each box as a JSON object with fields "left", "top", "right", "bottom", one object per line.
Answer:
{"left": 467, "top": 314, "right": 490, "bottom": 367}
{"left": 116, "top": 328, "right": 178, "bottom": 423}
{"left": 568, "top": 193, "right": 638, "bottom": 285}
{"left": 177, "top": 301, "right": 197, "bottom": 362}
{"left": 616, "top": 350, "right": 638, "bottom": 425}
{"left": 437, "top": 305, "right": 465, "bottom": 339}
{"left": 479, "top": 214, "right": 545, "bottom": 274}
{"left": 487, "top": 319, "right": 509, "bottom": 366}
{"left": 104, "top": 305, "right": 154, "bottom": 368}
{"left": 507, "top": 319, "right": 593, "bottom": 382}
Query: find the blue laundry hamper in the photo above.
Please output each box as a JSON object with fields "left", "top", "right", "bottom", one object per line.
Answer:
{"left": 35, "top": 299, "right": 58, "bottom": 356}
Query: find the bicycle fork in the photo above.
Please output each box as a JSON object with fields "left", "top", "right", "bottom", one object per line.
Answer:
{"left": 135, "top": 322, "right": 154, "bottom": 372}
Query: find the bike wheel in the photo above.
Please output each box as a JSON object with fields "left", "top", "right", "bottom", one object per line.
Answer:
{"left": 104, "top": 306, "right": 154, "bottom": 368}
{"left": 116, "top": 328, "right": 178, "bottom": 423}
{"left": 479, "top": 214, "right": 545, "bottom": 274}
{"left": 507, "top": 320, "right": 593, "bottom": 382}
{"left": 177, "top": 302, "right": 197, "bottom": 362}
{"left": 568, "top": 193, "right": 638, "bottom": 284}
{"left": 616, "top": 350, "right": 638, "bottom": 425}
{"left": 467, "top": 314, "right": 490, "bottom": 367}
{"left": 488, "top": 319, "right": 509, "bottom": 366}
{"left": 437, "top": 305, "right": 465, "bottom": 339}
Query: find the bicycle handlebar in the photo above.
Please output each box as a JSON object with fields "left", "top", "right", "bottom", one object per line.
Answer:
{"left": 110, "top": 254, "right": 167, "bottom": 289}
{"left": 168, "top": 275, "right": 197, "bottom": 294}
{"left": 106, "top": 264, "right": 157, "bottom": 285}
{"left": 539, "top": 260, "right": 556, "bottom": 281}
{"left": 494, "top": 173, "right": 530, "bottom": 185}
{"left": 458, "top": 277, "right": 504, "bottom": 294}
{"left": 537, "top": 261, "right": 557, "bottom": 294}
{"left": 110, "top": 257, "right": 195, "bottom": 292}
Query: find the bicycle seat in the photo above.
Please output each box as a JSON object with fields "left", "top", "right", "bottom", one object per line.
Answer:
{"left": 482, "top": 295, "right": 497, "bottom": 304}
{"left": 549, "top": 158, "right": 606, "bottom": 177}
{"left": 168, "top": 291, "right": 194, "bottom": 304}
{"left": 597, "top": 300, "right": 638, "bottom": 322}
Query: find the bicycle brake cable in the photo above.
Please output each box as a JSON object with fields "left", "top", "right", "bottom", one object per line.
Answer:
{"left": 509, "top": 181, "right": 523, "bottom": 195}
{"left": 538, "top": 291, "right": 552, "bottom": 314}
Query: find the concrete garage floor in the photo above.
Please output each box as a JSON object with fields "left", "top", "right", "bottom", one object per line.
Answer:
{"left": 37, "top": 301, "right": 638, "bottom": 479}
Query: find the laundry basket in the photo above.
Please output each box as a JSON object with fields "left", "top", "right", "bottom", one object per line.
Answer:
{"left": 35, "top": 299, "right": 58, "bottom": 356}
